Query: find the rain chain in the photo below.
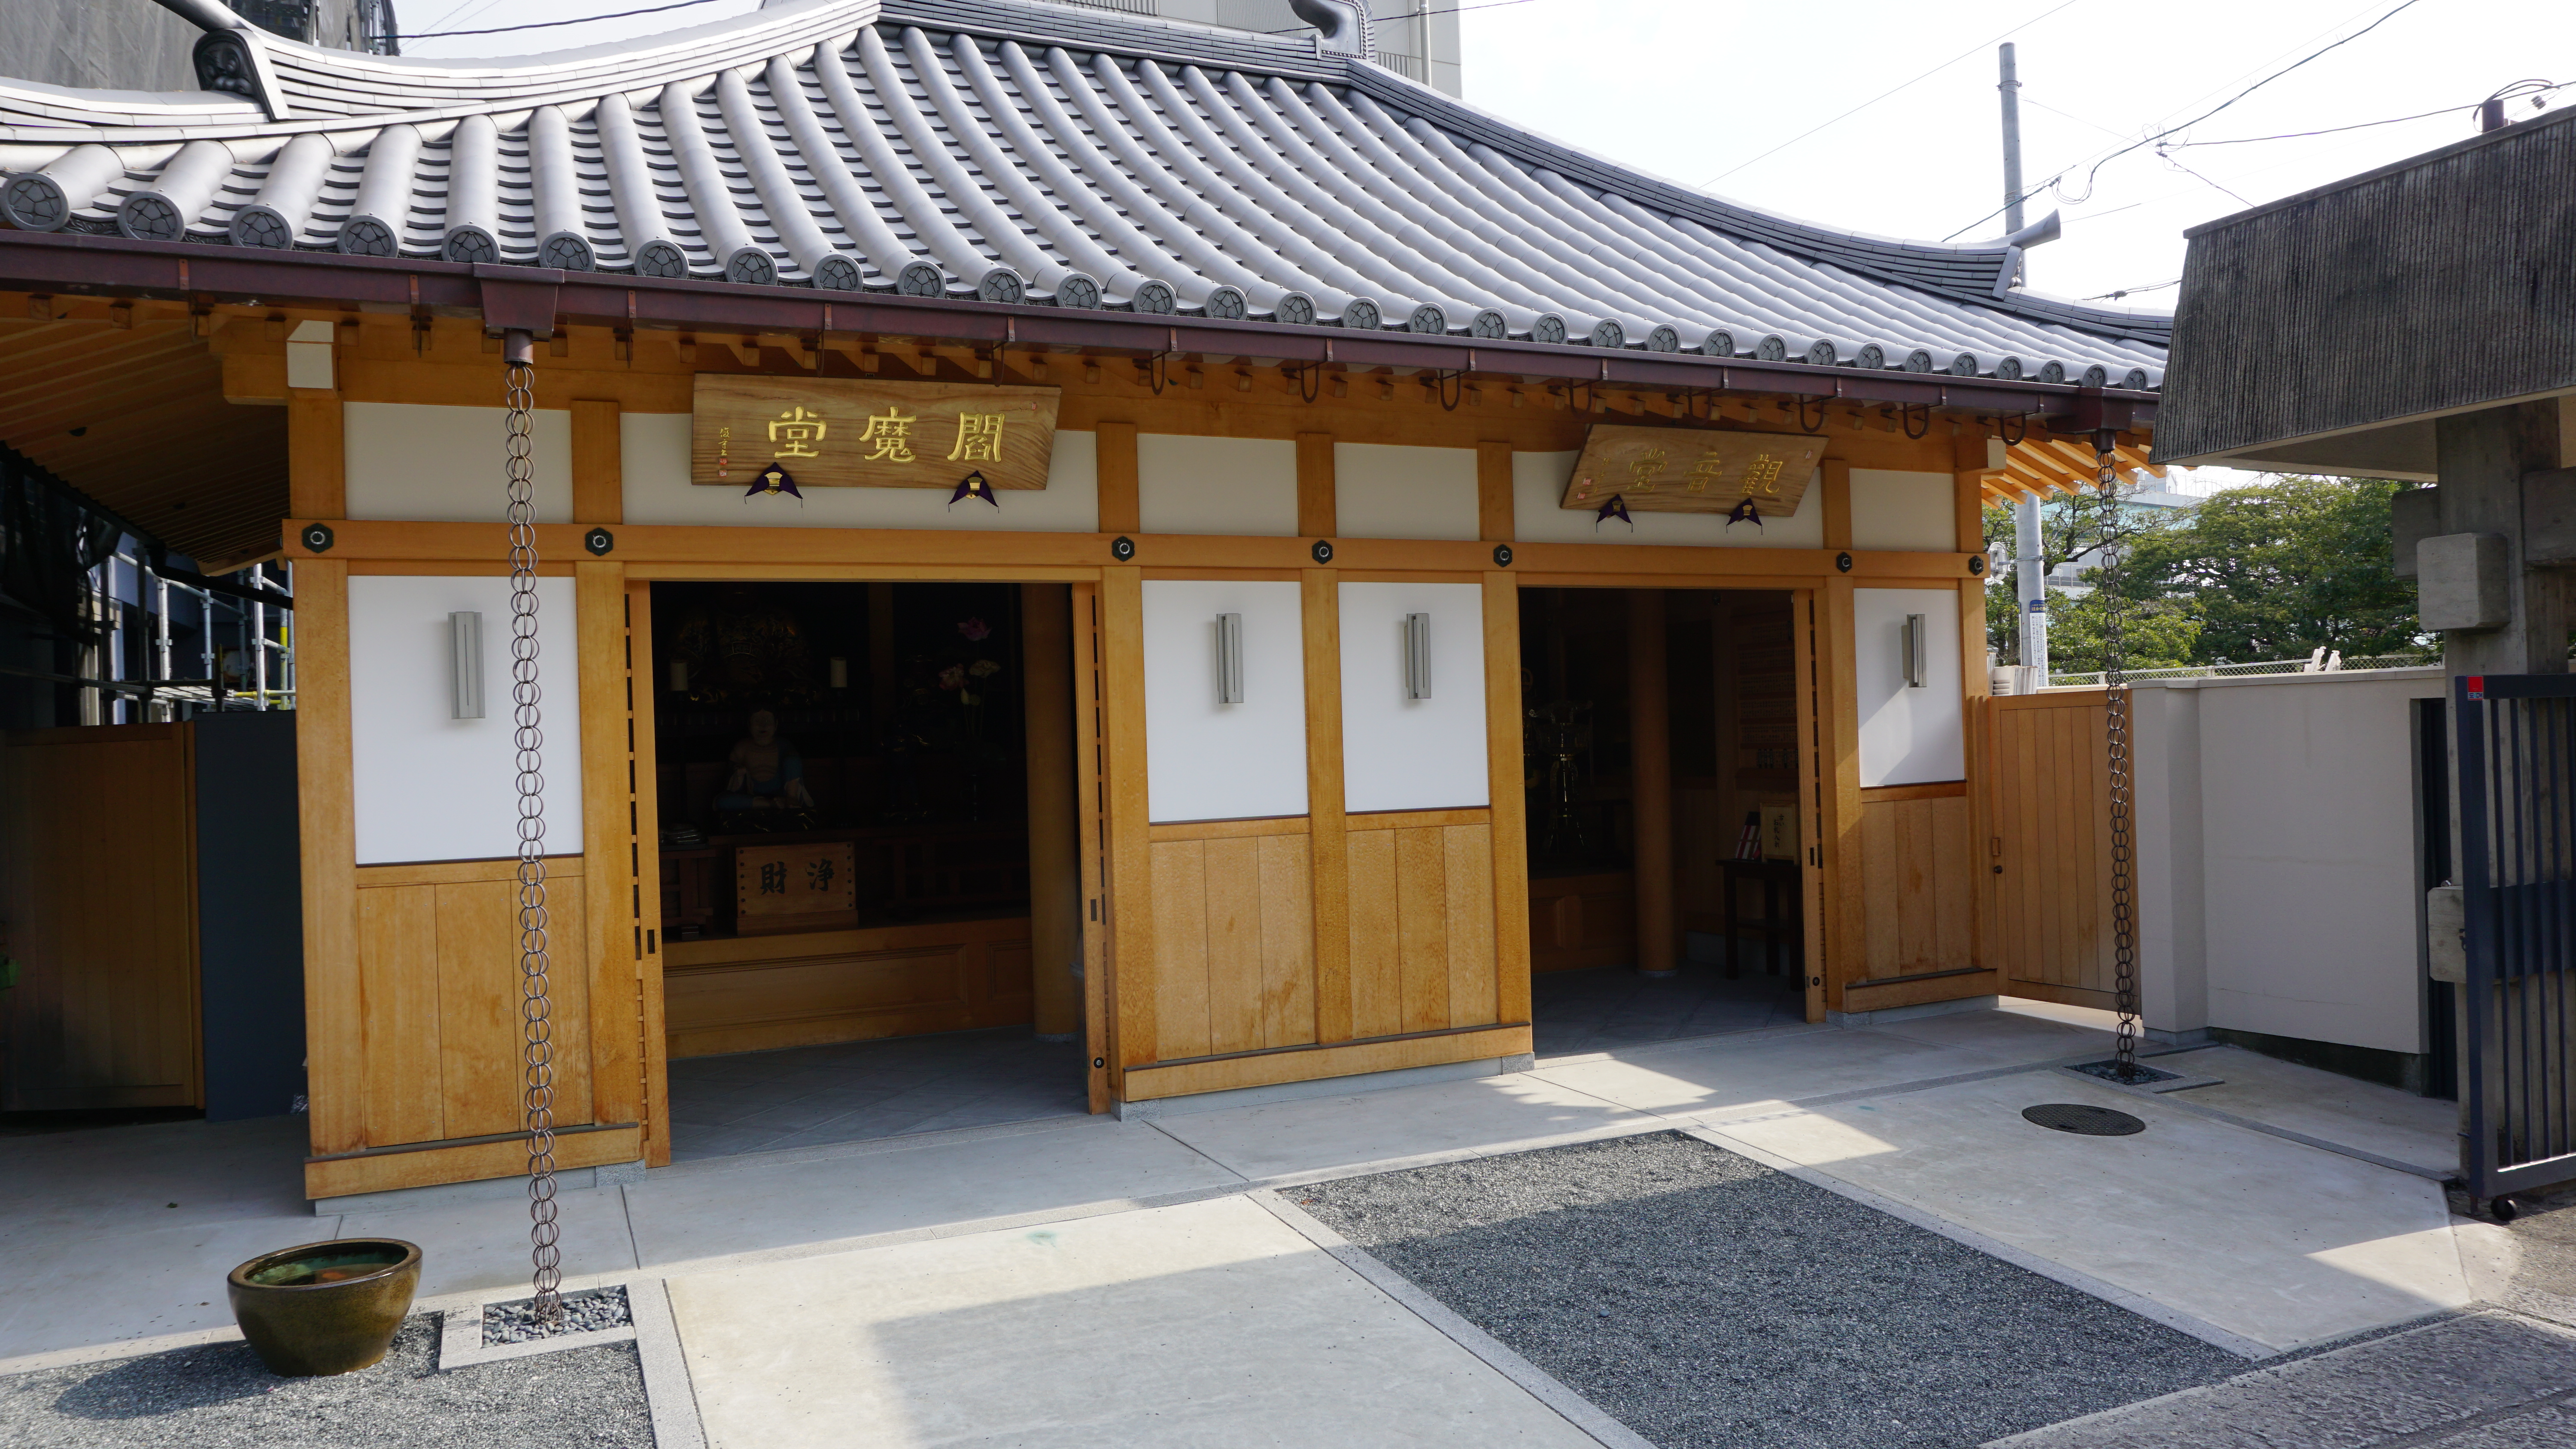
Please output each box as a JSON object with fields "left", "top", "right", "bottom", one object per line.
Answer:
{"left": 2096, "top": 437, "right": 2141, "bottom": 1078}
{"left": 503, "top": 330, "right": 563, "bottom": 1327}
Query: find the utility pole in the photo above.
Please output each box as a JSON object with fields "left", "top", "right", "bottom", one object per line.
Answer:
{"left": 2001, "top": 42, "right": 2048, "bottom": 685}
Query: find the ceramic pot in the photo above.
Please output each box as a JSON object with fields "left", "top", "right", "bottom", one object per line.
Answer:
{"left": 226, "top": 1238, "right": 422, "bottom": 1376}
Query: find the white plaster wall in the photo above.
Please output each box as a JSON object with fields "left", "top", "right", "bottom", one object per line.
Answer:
{"left": 1141, "top": 580, "right": 1307, "bottom": 822}
{"left": 1337, "top": 582, "right": 1488, "bottom": 813}
{"left": 1848, "top": 469, "right": 1957, "bottom": 552}
{"left": 619, "top": 415, "right": 1100, "bottom": 531}
{"left": 2186, "top": 672, "right": 2441, "bottom": 1055}
{"left": 1853, "top": 588, "right": 1964, "bottom": 787}
{"left": 1511, "top": 450, "right": 1823, "bottom": 547}
{"left": 2129, "top": 683, "right": 2209, "bottom": 1039}
{"left": 1334, "top": 443, "right": 1479, "bottom": 540}
{"left": 348, "top": 574, "right": 583, "bottom": 865}
{"left": 1138, "top": 434, "right": 1299, "bottom": 536}
{"left": 345, "top": 403, "right": 572, "bottom": 523}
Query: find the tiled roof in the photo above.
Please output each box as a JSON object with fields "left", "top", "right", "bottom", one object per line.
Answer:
{"left": 0, "top": 0, "right": 2168, "bottom": 387}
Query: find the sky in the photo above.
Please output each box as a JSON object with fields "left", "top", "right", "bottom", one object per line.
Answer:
{"left": 395, "top": 0, "right": 2572, "bottom": 488}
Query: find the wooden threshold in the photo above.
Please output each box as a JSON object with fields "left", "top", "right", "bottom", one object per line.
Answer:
{"left": 1859, "top": 780, "right": 1967, "bottom": 804}
{"left": 1839, "top": 966, "right": 2001, "bottom": 1014}
{"left": 304, "top": 1122, "right": 642, "bottom": 1200}
{"left": 1120, "top": 1022, "right": 1531, "bottom": 1103}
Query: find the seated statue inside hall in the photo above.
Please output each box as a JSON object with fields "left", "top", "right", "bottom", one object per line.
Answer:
{"left": 714, "top": 706, "right": 820, "bottom": 832}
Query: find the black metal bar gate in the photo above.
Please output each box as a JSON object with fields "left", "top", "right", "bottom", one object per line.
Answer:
{"left": 2455, "top": 673, "right": 2576, "bottom": 1202}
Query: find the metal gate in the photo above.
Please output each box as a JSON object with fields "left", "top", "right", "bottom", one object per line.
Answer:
{"left": 2455, "top": 673, "right": 2576, "bottom": 1200}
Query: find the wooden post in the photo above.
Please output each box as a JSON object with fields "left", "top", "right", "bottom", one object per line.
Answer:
{"left": 1483, "top": 572, "right": 1532, "bottom": 1026}
{"left": 625, "top": 581, "right": 673, "bottom": 1165}
{"left": 1296, "top": 432, "right": 1336, "bottom": 539}
{"left": 296, "top": 560, "right": 361, "bottom": 1155}
{"left": 1821, "top": 576, "right": 1866, "bottom": 1012}
{"left": 867, "top": 582, "right": 896, "bottom": 736}
{"left": 571, "top": 399, "right": 623, "bottom": 523}
{"left": 1097, "top": 421, "right": 1141, "bottom": 535}
{"left": 1476, "top": 440, "right": 1515, "bottom": 542}
{"left": 287, "top": 388, "right": 344, "bottom": 519}
{"left": 1303, "top": 567, "right": 1351, "bottom": 1043}
{"left": 576, "top": 560, "right": 640, "bottom": 1138}
{"left": 1628, "top": 588, "right": 1675, "bottom": 976}
{"left": 1021, "top": 583, "right": 1082, "bottom": 1039}
{"left": 1099, "top": 565, "right": 1154, "bottom": 1085}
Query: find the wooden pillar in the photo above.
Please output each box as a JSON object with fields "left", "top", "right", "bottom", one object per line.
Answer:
{"left": 576, "top": 561, "right": 641, "bottom": 1138}
{"left": 1097, "top": 421, "right": 1141, "bottom": 535}
{"left": 1628, "top": 589, "right": 1675, "bottom": 977}
{"left": 866, "top": 582, "right": 896, "bottom": 735}
{"left": 570, "top": 399, "right": 623, "bottom": 523}
{"left": 1484, "top": 572, "right": 1532, "bottom": 1025}
{"left": 1099, "top": 565, "right": 1154, "bottom": 1086}
{"left": 1296, "top": 432, "right": 1336, "bottom": 538}
{"left": 1021, "top": 583, "right": 1082, "bottom": 1039}
{"left": 1304, "top": 567, "right": 1351, "bottom": 1043}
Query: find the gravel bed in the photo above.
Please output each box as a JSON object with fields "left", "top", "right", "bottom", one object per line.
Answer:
{"left": 482, "top": 1286, "right": 632, "bottom": 1346}
{"left": 0, "top": 1318, "right": 650, "bottom": 1449}
{"left": 1291, "top": 1131, "right": 2243, "bottom": 1449}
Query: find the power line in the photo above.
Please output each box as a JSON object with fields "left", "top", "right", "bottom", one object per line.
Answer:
{"left": 2162, "top": 78, "right": 2563, "bottom": 149}
{"left": 405, "top": 0, "right": 737, "bottom": 41}
{"left": 2081, "top": 278, "right": 2179, "bottom": 302}
{"left": 1698, "top": 0, "right": 2085, "bottom": 188}
{"left": 1940, "top": 0, "right": 2425, "bottom": 240}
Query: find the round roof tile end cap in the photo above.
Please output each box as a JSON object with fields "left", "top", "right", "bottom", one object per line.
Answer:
{"left": 1, "top": 174, "right": 71, "bottom": 233}
{"left": 894, "top": 260, "right": 945, "bottom": 297}
{"left": 1587, "top": 319, "right": 1625, "bottom": 349}
{"left": 1644, "top": 324, "right": 1681, "bottom": 354}
{"left": 1274, "top": 291, "right": 1317, "bottom": 327}
{"left": 1206, "top": 285, "right": 1249, "bottom": 321}
{"left": 337, "top": 214, "right": 399, "bottom": 258}
{"left": 1407, "top": 303, "right": 1448, "bottom": 335}
{"left": 725, "top": 247, "right": 780, "bottom": 288}
{"left": 540, "top": 231, "right": 597, "bottom": 273}
{"left": 1469, "top": 308, "right": 1507, "bottom": 341}
{"left": 1054, "top": 271, "right": 1103, "bottom": 310}
{"left": 813, "top": 254, "right": 863, "bottom": 292}
{"left": 228, "top": 203, "right": 295, "bottom": 250}
{"left": 977, "top": 267, "right": 1027, "bottom": 305}
{"left": 1132, "top": 279, "right": 1178, "bottom": 316}
{"left": 1337, "top": 297, "right": 1382, "bottom": 331}
{"left": 441, "top": 224, "right": 499, "bottom": 267}
{"left": 1530, "top": 313, "right": 1567, "bottom": 346}
{"left": 637, "top": 239, "right": 691, "bottom": 280}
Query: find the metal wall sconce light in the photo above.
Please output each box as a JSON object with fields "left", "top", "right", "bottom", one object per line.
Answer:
{"left": 669, "top": 660, "right": 690, "bottom": 693}
{"left": 829, "top": 656, "right": 848, "bottom": 690}
{"left": 1902, "top": 613, "right": 1929, "bottom": 688}
{"left": 450, "top": 611, "right": 485, "bottom": 719}
{"left": 1215, "top": 612, "right": 1245, "bottom": 705}
{"left": 1404, "top": 612, "right": 1433, "bottom": 700}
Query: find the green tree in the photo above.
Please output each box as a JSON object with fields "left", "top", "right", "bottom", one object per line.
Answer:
{"left": 1983, "top": 475, "right": 2423, "bottom": 672}
{"left": 2116, "top": 476, "right": 2423, "bottom": 662}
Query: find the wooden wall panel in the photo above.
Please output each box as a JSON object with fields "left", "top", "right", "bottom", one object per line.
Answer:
{"left": 349, "top": 867, "right": 593, "bottom": 1148}
{"left": 1145, "top": 830, "right": 1320, "bottom": 1062}
{"left": 1344, "top": 822, "right": 1500, "bottom": 1034}
{"left": 0, "top": 725, "right": 201, "bottom": 1110}
{"left": 355, "top": 885, "right": 441, "bottom": 1144}
{"left": 1984, "top": 692, "right": 2115, "bottom": 1007}
{"left": 1853, "top": 791, "right": 1973, "bottom": 982}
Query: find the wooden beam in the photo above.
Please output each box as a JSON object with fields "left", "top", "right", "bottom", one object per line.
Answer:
{"left": 1821, "top": 458, "right": 1852, "bottom": 551}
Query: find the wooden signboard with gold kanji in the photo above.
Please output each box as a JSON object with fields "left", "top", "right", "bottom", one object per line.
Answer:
{"left": 1559, "top": 425, "right": 1823, "bottom": 519}
{"left": 735, "top": 840, "right": 860, "bottom": 935}
{"left": 691, "top": 376, "right": 1060, "bottom": 490}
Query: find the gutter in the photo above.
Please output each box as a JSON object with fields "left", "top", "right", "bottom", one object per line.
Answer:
{"left": 0, "top": 229, "right": 2157, "bottom": 427}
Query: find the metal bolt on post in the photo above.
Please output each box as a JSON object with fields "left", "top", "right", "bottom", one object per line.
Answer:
{"left": 502, "top": 329, "right": 562, "bottom": 1328}
{"left": 2096, "top": 437, "right": 2140, "bottom": 1077}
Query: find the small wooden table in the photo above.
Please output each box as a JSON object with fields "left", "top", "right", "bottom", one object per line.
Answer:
{"left": 1720, "top": 858, "right": 1803, "bottom": 979}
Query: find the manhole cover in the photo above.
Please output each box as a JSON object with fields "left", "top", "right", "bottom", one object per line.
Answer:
{"left": 2068, "top": 1060, "right": 2181, "bottom": 1086}
{"left": 2022, "top": 1103, "right": 2146, "bottom": 1136}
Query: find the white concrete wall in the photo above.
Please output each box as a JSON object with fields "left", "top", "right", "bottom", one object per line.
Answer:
{"left": 620, "top": 415, "right": 1100, "bottom": 531}
{"left": 1510, "top": 451, "right": 1824, "bottom": 548}
{"left": 345, "top": 403, "right": 573, "bottom": 523}
{"left": 1138, "top": 434, "right": 1298, "bottom": 537}
{"left": 1334, "top": 443, "right": 1479, "bottom": 540}
{"left": 347, "top": 574, "right": 584, "bottom": 865}
{"left": 1140, "top": 579, "right": 1308, "bottom": 823}
{"left": 1853, "top": 588, "right": 1965, "bottom": 786}
{"left": 2130, "top": 670, "right": 2443, "bottom": 1055}
{"left": 1337, "top": 582, "right": 1488, "bottom": 813}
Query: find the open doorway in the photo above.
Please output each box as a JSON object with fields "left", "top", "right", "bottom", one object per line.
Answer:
{"left": 1522, "top": 587, "right": 1808, "bottom": 1055}
{"left": 647, "top": 580, "right": 1084, "bottom": 1161}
